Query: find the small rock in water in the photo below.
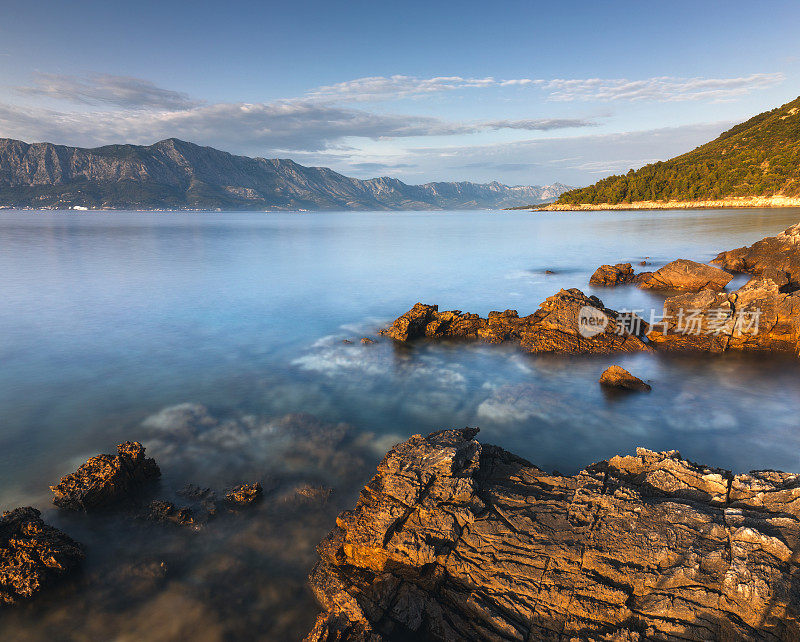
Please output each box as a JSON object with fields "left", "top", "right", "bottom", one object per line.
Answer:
{"left": 341, "top": 339, "right": 353, "bottom": 344}
{"left": 51, "top": 441, "right": 161, "bottom": 511}
{"left": 589, "top": 262, "right": 637, "bottom": 286}
{"left": 0, "top": 507, "right": 84, "bottom": 605}
{"left": 544, "top": 269, "right": 555, "bottom": 274}
{"left": 226, "top": 482, "right": 263, "bottom": 505}
{"left": 599, "top": 365, "right": 652, "bottom": 392}
{"left": 360, "top": 337, "right": 376, "bottom": 345}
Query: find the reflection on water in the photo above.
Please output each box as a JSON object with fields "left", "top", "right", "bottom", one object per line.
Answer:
{"left": 2, "top": 208, "right": 800, "bottom": 639}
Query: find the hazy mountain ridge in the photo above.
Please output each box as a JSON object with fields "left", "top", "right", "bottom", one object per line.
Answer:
{"left": 557, "top": 95, "right": 800, "bottom": 205}
{"left": 0, "top": 138, "right": 570, "bottom": 210}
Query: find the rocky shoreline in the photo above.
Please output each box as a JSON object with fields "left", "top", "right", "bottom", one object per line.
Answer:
{"left": 536, "top": 196, "right": 800, "bottom": 211}
{"left": 382, "top": 222, "right": 800, "bottom": 356}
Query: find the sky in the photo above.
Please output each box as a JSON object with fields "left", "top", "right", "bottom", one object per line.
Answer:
{"left": 0, "top": 0, "right": 798, "bottom": 187}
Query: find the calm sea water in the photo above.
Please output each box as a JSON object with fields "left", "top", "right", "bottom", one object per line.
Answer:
{"left": 2, "top": 208, "right": 800, "bottom": 639}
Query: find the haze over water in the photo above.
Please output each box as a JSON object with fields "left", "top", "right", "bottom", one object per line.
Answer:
{"left": 2, "top": 208, "right": 800, "bottom": 639}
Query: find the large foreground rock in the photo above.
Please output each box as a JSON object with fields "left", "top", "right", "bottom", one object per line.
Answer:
{"left": 306, "top": 428, "right": 800, "bottom": 641}
{"left": 636, "top": 259, "right": 733, "bottom": 291}
{"left": 51, "top": 441, "right": 161, "bottom": 511}
{"left": 380, "top": 289, "right": 650, "bottom": 354}
{"left": 1, "top": 507, "right": 84, "bottom": 605}
{"left": 712, "top": 221, "right": 800, "bottom": 288}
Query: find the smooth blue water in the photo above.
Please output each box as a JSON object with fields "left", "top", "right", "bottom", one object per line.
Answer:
{"left": 2, "top": 208, "right": 800, "bottom": 639}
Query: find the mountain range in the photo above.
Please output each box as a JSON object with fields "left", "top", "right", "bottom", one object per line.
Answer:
{"left": 557, "top": 95, "right": 800, "bottom": 205}
{"left": 0, "top": 138, "right": 570, "bottom": 211}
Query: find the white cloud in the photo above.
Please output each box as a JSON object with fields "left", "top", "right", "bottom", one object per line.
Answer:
{"left": 16, "top": 72, "right": 199, "bottom": 110}
{"left": 0, "top": 98, "right": 595, "bottom": 153}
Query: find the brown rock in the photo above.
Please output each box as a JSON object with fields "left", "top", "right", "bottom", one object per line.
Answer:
{"left": 637, "top": 258, "right": 733, "bottom": 291}
{"left": 649, "top": 275, "right": 800, "bottom": 353}
{"left": 51, "top": 441, "right": 160, "bottom": 511}
{"left": 360, "top": 337, "right": 376, "bottom": 345}
{"left": 589, "top": 262, "right": 637, "bottom": 285}
{"left": 226, "top": 482, "right": 263, "bottom": 505}
{"left": 712, "top": 221, "right": 800, "bottom": 288}
{"left": 382, "top": 289, "right": 650, "bottom": 354}
{"left": 305, "top": 428, "right": 800, "bottom": 641}
{"left": 0, "top": 507, "right": 84, "bottom": 605}
{"left": 599, "top": 365, "right": 652, "bottom": 391}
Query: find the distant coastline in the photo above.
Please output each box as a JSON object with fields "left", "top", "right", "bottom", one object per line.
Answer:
{"left": 534, "top": 195, "right": 800, "bottom": 212}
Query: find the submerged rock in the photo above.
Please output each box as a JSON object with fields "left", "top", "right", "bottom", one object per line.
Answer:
{"left": 51, "top": 441, "right": 161, "bottom": 511}
{"left": 636, "top": 258, "right": 733, "bottom": 291}
{"left": 147, "top": 500, "right": 195, "bottom": 526}
{"left": 0, "top": 507, "right": 84, "bottom": 605}
{"left": 381, "top": 289, "right": 650, "bottom": 354}
{"left": 305, "top": 428, "right": 800, "bottom": 641}
{"left": 589, "top": 262, "right": 637, "bottom": 285}
{"left": 599, "top": 365, "right": 651, "bottom": 391}
{"left": 226, "top": 483, "right": 263, "bottom": 506}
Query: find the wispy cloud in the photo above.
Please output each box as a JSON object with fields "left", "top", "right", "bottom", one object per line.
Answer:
{"left": 542, "top": 73, "right": 786, "bottom": 102}
{"left": 16, "top": 72, "right": 199, "bottom": 110}
{"left": 394, "top": 122, "right": 735, "bottom": 184}
{"left": 305, "top": 73, "right": 785, "bottom": 104}
{"left": 306, "top": 75, "right": 500, "bottom": 102}
{"left": 481, "top": 118, "right": 597, "bottom": 130}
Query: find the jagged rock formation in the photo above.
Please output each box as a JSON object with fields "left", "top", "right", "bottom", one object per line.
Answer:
{"left": 712, "top": 221, "right": 800, "bottom": 289}
{"left": 0, "top": 137, "right": 571, "bottom": 210}
{"left": 380, "top": 290, "right": 650, "bottom": 355}
{"left": 648, "top": 274, "right": 800, "bottom": 353}
{"left": 589, "top": 263, "right": 638, "bottom": 286}
{"left": 305, "top": 428, "right": 800, "bottom": 641}
{"left": 51, "top": 441, "right": 161, "bottom": 511}
{"left": 0, "top": 507, "right": 84, "bottom": 605}
{"left": 599, "top": 365, "right": 651, "bottom": 392}
{"left": 636, "top": 259, "right": 733, "bottom": 292}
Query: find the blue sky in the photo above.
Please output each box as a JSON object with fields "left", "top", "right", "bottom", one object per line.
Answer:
{"left": 1, "top": 0, "right": 798, "bottom": 186}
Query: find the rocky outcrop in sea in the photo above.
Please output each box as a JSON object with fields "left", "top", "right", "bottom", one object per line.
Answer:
{"left": 51, "top": 441, "right": 161, "bottom": 511}
{"left": 380, "top": 289, "right": 649, "bottom": 355}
